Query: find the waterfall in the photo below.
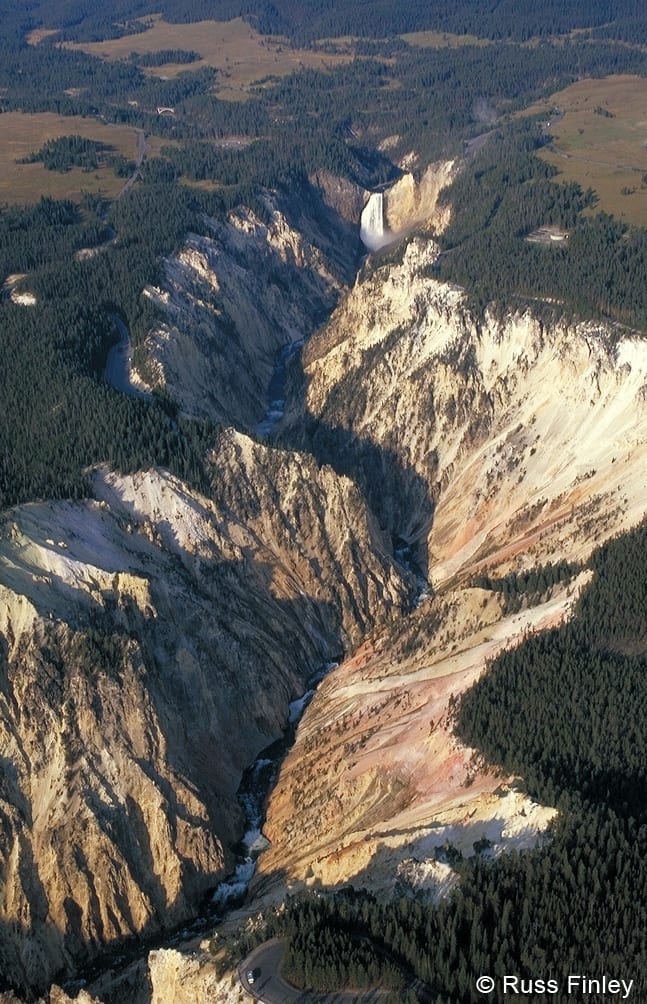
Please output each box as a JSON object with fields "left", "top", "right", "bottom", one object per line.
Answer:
{"left": 360, "top": 192, "right": 386, "bottom": 250}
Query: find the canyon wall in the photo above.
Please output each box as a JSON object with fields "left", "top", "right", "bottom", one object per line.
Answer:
{"left": 283, "top": 237, "right": 647, "bottom": 582}
{"left": 0, "top": 433, "right": 410, "bottom": 992}
{"left": 5, "top": 158, "right": 647, "bottom": 1000}
{"left": 135, "top": 185, "right": 358, "bottom": 432}
{"left": 257, "top": 228, "right": 647, "bottom": 893}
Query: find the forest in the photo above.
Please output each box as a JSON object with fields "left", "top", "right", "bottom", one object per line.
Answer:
{"left": 436, "top": 121, "right": 647, "bottom": 330}
{"left": 10, "top": 0, "right": 647, "bottom": 45}
{"left": 129, "top": 47, "right": 200, "bottom": 66}
{"left": 2, "top": 6, "right": 647, "bottom": 163}
{"left": 0, "top": 188, "right": 220, "bottom": 508}
{"left": 19, "top": 134, "right": 113, "bottom": 172}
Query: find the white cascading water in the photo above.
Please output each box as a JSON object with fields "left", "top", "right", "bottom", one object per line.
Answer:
{"left": 360, "top": 192, "right": 387, "bottom": 250}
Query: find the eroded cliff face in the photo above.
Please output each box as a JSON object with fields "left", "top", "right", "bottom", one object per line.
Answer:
{"left": 383, "top": 161, "right": 456, "bottom": 236}
{"left": 136, "top": 167, "right": 456, "bottom": 435}
{"left": 0, "top": 432, "right": 409, "bottom": 993}
{"left": 6, "top": 166, "right": 647, "bottom": 1002}
{"left": 256, "top": 580, "right": 578, "bottom": 891}
{"left": 0, "top": 988, "right": 102, "bottom": 1004}
{"left": 284, "top": 237, "right": 647, "bottom": 583}
{"left": 137, "top": 185, "right": 358, "bottom": 432}
{"left": 147, "top": 948, "right": 238, "bottom": 1004}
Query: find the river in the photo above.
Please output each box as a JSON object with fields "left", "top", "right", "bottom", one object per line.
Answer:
{"left": 256, "top": 338, "right": 305, "bottom": 438}
{"left": 210, "top": 660, "right": 336, "bottom": 913}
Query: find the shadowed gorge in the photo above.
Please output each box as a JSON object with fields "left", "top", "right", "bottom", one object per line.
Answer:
{"left": 2, "top": 1, "right": 647, "bottom": 999}
{"left": 0, "top": 446, "right": 410, "bottom": 992}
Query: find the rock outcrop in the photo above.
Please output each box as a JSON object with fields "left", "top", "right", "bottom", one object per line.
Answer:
{"left": 383, "top": 160, "right": 456, "bottom": 235}
{"left": 0, "top": 989, "right": 102, "bottom": 1004}
{"left": 6, "top": 168, "right": 647, "bottom": 1003}
{"left": 256, "top": 580, "right": 576, "bottom": 891}
{"left": 256, "top": 227, "right": 647, "bottom": 892}
{"left": 148, "top": 948, "right": 228, "bottom": 1004}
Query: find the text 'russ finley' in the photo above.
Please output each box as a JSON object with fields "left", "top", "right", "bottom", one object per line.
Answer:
{"left": 475, "top": 974, "right": 635, "bottom": 998}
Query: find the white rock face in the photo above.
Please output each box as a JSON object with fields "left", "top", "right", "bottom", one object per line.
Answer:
{"left": 148, "top": 949, "right": 235, "bottom": 1004}
{"left": 0, "top": 989, "right": 102, "bottom": 1004}
{"left": 254, "top": 228, "right": 647, "bottom": 898}
{"left": 383, "top": 160, "right": 456, "bottom": 235}
{"left": 360, "top": 161, "right": 456, "bottom": 252}
{"left": 139, "top": 197, "right": 347, "bottom": 431}
{"left": 10, "top": 290, "right": 37, "bottom": 306}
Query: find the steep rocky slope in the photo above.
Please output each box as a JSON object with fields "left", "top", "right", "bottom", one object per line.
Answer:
{"left": 134, "top": 166, "right": 456, "bottom": 435}
{"left": 256, "top": 579, "right": 579, "bottom": 891}
{"left": 137, "top": 184, "right": 358, "bottom": 432}
{"left": 6, "top": 152, "right": 647, "bottom": 1001}
{"left": 382, "top": 161, "right": 456, "bottom": 236}
{"left": 282, "top": 237, "right": 647, "bottom": 582}
{"left": 0, "top": 988, "right": 102, "bottom": 1004}
{"left": 0, "top": 432, "right": 409, "bottom": 993}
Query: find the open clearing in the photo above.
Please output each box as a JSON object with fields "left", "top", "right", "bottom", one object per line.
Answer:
{"left": 67, "top": 16, "right": 351, "bottom": 100}
{"left": 401, "top": 30, "right": 490, "bottom": 48}
{"left": 528, "top": 75, "right": 647, "bottom": 226}
{"left": 25, "top": 28, "right": 60, "bottom": 45}
{"left": 0, "top": 112, "right": 166, "bottom": 204}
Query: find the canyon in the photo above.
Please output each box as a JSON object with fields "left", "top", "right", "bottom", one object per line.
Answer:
{"left": 2, "top": 161, "right": 647, "bottom": 1001}
{"left": 256, "top": 216, "right": 647, "bottom": 892}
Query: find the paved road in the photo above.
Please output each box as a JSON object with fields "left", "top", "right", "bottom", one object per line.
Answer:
{"left": 239, "top": 939, "right": 391, "bottom": 1004}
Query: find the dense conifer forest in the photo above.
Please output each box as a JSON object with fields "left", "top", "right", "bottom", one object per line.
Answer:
{"left": 10, "top": 0, "right": 647, "bottom": 45}
{"left": 19, "top": 135, "right": 113, "bottom": 172}
{"left": 0, "top": 188, "right": 219, "bottom": 508}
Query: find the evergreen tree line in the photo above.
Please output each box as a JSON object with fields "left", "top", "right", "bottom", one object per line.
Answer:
{"left": 473, "top": 560, "right": 581, "bottom": 613}
{"left": 2, "top": 11, "right": 647, "bottom": 175}
{"left": 18, "top": 134, "right": 113, "bottom": 173}
{"left": 0, "top": 33, "right": 216, "bottom": 127}
{"left": 129, "top": 47, "right": 200, "bottom": 66}
{"left": 17, "top": 0, "right": 647, "bottom": 47}
{"left": 246, "top": 39, "right": 647, "bottom": 168}
{"left": 136, "top": 37, "right": 647, "bottom": 189}
{"left": 459, "top": 520, "right": 647, "bottom": 819}
{"left": 282, "top": 915, "right": 407, "bottom": 993}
